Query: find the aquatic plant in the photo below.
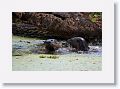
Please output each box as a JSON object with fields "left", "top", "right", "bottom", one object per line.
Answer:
{"left": 47, "top": 55, "right": 59, "bottom": 59}
{"left": 39, "top": 54, "right": 59, "bottom": 59}
{"left": 39, "top": 55, "right": 46, "bottom": 58}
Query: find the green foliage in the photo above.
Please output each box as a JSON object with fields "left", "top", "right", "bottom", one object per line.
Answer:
{"left": 89, "top": 12, "right": 102, "bottom": 23}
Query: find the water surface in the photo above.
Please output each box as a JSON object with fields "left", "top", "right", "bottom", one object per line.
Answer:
{"left": 12, "top": 36, "right": 102, "bottom": 71}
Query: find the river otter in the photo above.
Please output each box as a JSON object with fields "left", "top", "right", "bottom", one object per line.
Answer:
{"left": 67, "top": 37, "right": 89, "bottom": 51}
{"left": 44, "top": 39, "right": 61, "bottom": 53}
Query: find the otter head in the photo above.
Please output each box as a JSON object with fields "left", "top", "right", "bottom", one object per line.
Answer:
{"left": 44, "top": 39, "right": 59, "bottom": 54}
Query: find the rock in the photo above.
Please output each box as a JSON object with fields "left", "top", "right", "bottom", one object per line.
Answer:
{"left": 12, "top": 23, "right": 41, "bottom": 37}
{"left": 56, "top": 48, "right": 70, "bottom": 54}
{"left": 12, "top": 12, "right": 102, "bottom": 42}
{"left": 89, "top": 46, "right": 101, "bottom": 52}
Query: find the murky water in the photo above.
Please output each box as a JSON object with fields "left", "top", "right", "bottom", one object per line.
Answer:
{"left": 12, "top": 36, "right": 102, "bottom": 71}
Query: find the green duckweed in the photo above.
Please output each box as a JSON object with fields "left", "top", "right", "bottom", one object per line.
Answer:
{"left": 39, "top": 54, "right": 59, "bottom": 59}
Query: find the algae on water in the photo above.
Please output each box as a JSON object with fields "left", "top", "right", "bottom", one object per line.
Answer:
{"left": 39, "top": 54, "right": 59, "bottom": 59}
{"left": 12, "top": 36, "right": 102, "bottom": 71}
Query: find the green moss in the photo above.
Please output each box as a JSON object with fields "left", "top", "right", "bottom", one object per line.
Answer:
{"left": 47, "top": 55, "right": 59, "bottom": 59}
{"left": 39, "top": 55, "right": 46, "bottom": 58}
{"left": 91, "top": 18, "right": 97, "bottom": 22}
{"left": 39, "top": 54, "right": 59, "bottom": 59}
